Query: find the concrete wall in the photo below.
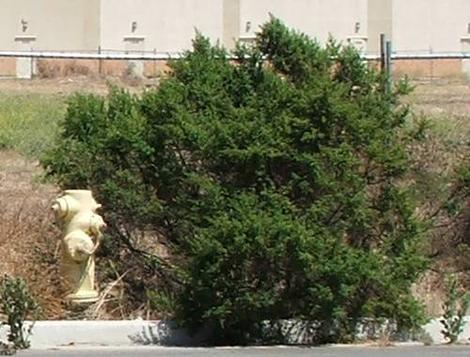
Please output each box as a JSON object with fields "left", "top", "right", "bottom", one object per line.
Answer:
{"left": 0, "top": 0, "right": 224, "bottom": 53}
{"left": 99, "top": 0, "right": 224, "bottom": 53}
{"left": 238, "top": 0, "right": 368, "bottom": 49}
{"left": 223, "top": 0, "right": 240, "bottom": 49}
{"left": 367, "top": 0, "right": 392, "bottom": 54}
{"left": 392, "top": 0, "right": 470, "bottom": 53}
{"left": 0, "top": 0, "right": 100, "bottom": 51}
{"left": 0, "top": 0, "right": 469, "bottom": 55}
{"left": 1, "top": 0, "right": 470, "bottom": 79}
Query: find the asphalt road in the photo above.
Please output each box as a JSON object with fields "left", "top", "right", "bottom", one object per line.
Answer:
{"left": 16, "top": 346, "right": 470, "bottom": 357}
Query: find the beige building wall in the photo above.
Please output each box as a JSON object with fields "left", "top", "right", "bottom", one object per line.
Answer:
{"left": 392, "top": 0, "right": 470, "bottom": 53}
{"left": 237, "top": 0, "right": 368, "bottom": 50}
{"left": 223, "top": 0, "right": 240, "bottom": 49}
{"left": 0, "top": 0, "right": 100, "bottom": 51}
{"left": 99, "top": 0, "right": 224, "bottom": 53}
{"left": 0, "top": 0, "right": 469, "bottom": 80}
{"left": 367, "top": 0, "right": 392, "bottom": 54}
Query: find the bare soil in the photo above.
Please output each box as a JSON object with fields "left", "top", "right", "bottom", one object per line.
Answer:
{"left": 411, "top": 78, "right": 470, "bottom": 116}
{"left": 0, "top": 76, "right": 159, "bottom": 96}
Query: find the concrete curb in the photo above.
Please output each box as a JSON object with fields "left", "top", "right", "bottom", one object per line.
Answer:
{"left": 24, "top": 320, "right": 208, "bottom": 347}
{"left": 1, "top": 318, "right": 469, "bottom": 348}
{"left": 423, "top": 317, "right": 470, "bottom": 344}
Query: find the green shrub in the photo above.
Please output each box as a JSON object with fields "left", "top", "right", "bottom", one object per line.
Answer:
{"left": 43, "top": 18, "right": 428, "bottom": 344}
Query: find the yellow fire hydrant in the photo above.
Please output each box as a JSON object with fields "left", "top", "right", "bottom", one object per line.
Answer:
{"left": 52, "top": 190, "right": 105, "bottom": 304}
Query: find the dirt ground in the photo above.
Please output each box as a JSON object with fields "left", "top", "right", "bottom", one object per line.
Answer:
{"left": 0, "top": 75, "right": 469, "bottom": 110}
{"left": 411, "top": 78, "right": 470, "bottom": 116}
{"left": 0, "top": 76, "right": 159, "bottom": 96}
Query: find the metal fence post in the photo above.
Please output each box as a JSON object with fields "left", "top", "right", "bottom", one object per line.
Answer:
{"left": 98, "top": 46, "right": 102, "bottom": 76}
{"left": 380, "top": 33, "right": 386, "bottom": 73}
{"left": 429, "top": 47, "right": 434, "bottom": 83}
{"left": 385, "top": 40, "right": 392, "bottom": 94}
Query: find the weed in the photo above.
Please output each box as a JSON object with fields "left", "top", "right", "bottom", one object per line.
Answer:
{"left": 0, "top": 94, "right": 65, "bottom": 158}
{"left": 0, "top": 276, "right": 41, "bottom": 351}
{"left": 440, "top": 275, "right": 470, "bottom": 344}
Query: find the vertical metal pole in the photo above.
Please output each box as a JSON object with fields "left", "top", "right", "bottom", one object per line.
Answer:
{"left": 98, "top": 46, "right": 102, "bottom": 76}
{"left": 429, "top": 46, "right": 434, "bottom": 83}
{"left": 30, "top": 46, "right": 34, "bottom": 79}
{"left": 380, "top": 33, "right": 386, "bottom": 73}
{"left": 153, "top": 48, "right": 157, "bottom": 77}
{"left": 385, "top": 40, "right": 392, "bottom": 94}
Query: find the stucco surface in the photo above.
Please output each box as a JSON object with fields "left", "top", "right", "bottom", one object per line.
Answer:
{"left": 238, "top": 0, "right": 368, "bottom": 46}
{"left": 0, "top": 0, "right": 100, "bottom": 51}
{"left": 392, "top": 0, "right": 470, "bottom": 53}
{"left": 0, "top": 1, "right": 469, "bottom": 54}
{"left": 99, "top": 0, "right": 224, "bottom": 53}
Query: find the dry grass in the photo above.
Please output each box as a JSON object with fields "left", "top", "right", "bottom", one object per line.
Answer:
{"left": 0, "top": 150, "right": 64, "bottom": 318}
{"left": 405, "top": 78, "right": 470, "bottom": 316}
{"left": 0, "top": 76, "right": 158, "bottom": 97}
{"left": 36, "top": 60, "right": 92, "bottom": 79}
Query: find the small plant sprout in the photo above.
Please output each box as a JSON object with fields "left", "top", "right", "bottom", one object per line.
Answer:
{"left": 440, "top": 275, "right": 470, "bottom": 344}
{"left": 0, "top": 276, "right": 41, "bottom": 352}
